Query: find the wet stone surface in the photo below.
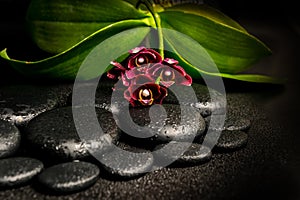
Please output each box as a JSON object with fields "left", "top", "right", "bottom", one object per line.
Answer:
{"left": 164, "top": 84, "right": 226, "bottom": 117}
{"left": 25, "top": 106, "right": 120, "bottom": 161}
{"left": 0, "top": 157, "right": 43, "bottom": 187}
{"left": 205, "top": 115, "right": 251, "bottom": 131}
{"left": 0, "top": 120, "right": 21, "bottom": 158}
{"left": 119, "top": 104, "right": 206, "bottom": 142}
{"left": 154, "top": 142, "right": 212, "bottom": 166}
{"left": 206, "top": 130, "right": 248, "bottom": 151}
{"left": 70, "top": 81, "right": 114, "bottom": 107}
{"left": 0, "top": 83, "right": 262, "bottom": 196}
{"left": 37, "top": 161, "right": 100, "bottom": 193}
{"left": 225, "top": 117, "right": 251, "bottom": 131}
{"left": 0, "top": 84, "right": 72, "bottom": 125}
{"left": 99, "top": 148, "right": 154, "bottom": 178}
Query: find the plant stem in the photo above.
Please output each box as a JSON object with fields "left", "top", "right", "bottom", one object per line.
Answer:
{"left": 136, "top": 0, "right": 164, "bottom": 58}
{"left": 154, "top": 13, "right": 164, "bottom": 58}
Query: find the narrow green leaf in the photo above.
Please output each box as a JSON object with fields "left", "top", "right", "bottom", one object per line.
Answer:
{"left": 159, "top": 4, "right": 271, "bottom": 74}
{"left": 27, "top": 0, "right": 151, "bottom": 53}
{"left": 162, "top": 29, "right": 282, "bottom": 84}
{"left": 0, "top": 22, "right": 150, "bottom": 80}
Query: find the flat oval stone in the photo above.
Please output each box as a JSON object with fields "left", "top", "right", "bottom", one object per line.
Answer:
{"left": 26, "top": 106, "right": 120, "bottom": 160}
{"left": 225, "top": 117, "right": 251, "bottom": 131}
{"left": 71, "top": 81, "right": 128, "bottom": 113}
{"left": 164, "top": 84, "right": 226, "bottom": 117}
{"left": 71, "top": 81, "right": 114, "bottom": 107}
{"left": 0, "top": 157, "right": 43, "bottom": 187}
{"left": 99, "top": 148, "right": 153, "bottom": 177}
{"left": 0, "top": 84, "right": 72, "bottom": 125}
{"left": 215, "top": 130, "right": 248, "bottom": 150}
{"left": 205, "top": 116, "right": 251, "bottom": 131}
{"left": 154, "top": 142, "right": 212, "bottom": 166}
{"left": 37, "top": 161, "right": 99, "bottom": 193}
{"left": 119, "top": 104, "right": 206, "bottom": 142}
{"left": 0, "top": 120, "right": 21, "bottom": 158}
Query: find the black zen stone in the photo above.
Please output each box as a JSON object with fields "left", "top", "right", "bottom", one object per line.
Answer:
{"left": 225, "top": 117, "right": 251, "bottom": 131}
{"left": 0, "top": 120, "right": 21, "bottom": 158}
{"left": 0, "top": 157, "right": 43, "bottom": 187}
{"left": 71, "top": 81, "right": 114, "bottom": 107}
{"left": 26, "top": 106, "right": 120, "bottom": 160}
{"left": 71, "top": 80, "right": 128, "bottom": 113}
{"left": 100, "top": 148, "right": 153, "bottom": 178}
{"left": 164, "top": 84, "right": 226, "bottom": 117}
{"left": 206, "top": 130, "right": 248, "bottom": 150}
{"left": 37, "top": 161, "right": 99, "bottom": 193}
{"left": 154, "top": 142, "right": 212, "bottom": 166}
{"left": 121, "top": 104, "right": 206, "bottom": 142}
{"left": 204, "top": 116, "right": 251, "bottom": 131}
{"left": 0, "top": 84, "right": 72, "bottom": 125}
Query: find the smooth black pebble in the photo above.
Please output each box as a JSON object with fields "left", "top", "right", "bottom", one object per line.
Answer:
{"left": 37, "top": 161, "right": 99, "bottom": 193}
{"left": 225, "top": 117, "right": 251, "bottom": 131}
{"left": 123, "top": 104, "right": 206, "bottom": 142}
{"left": 154, "top": 142, "right": 212, "bottom": 166}
{"left": 0, "top": 120, "right": 21, "bottom": 158}
{"left": 214, "top": 130, "right": 248, "bottom": 150}
{"left": 0, "top": 157, "right": 43, "bottom": 187}
{"left": 71, "top": 81, "right": 114, "bottom": 106}
{"left": 205, "top": 116, "right": 251, "bottom": 131}
{"left": 100, "top": 148, "right": 153, "bottom": 178}
{"left": 71, "top": 81, "right": 127, "bottom": 112}
{"left": 0, "top": 84, "right": 72, "bottom": 125}
{"left": 164, "top": 84, "right": 226, "bottom": 117}
{"left": 26, "top": 106, "right": 120, "bottom": 160}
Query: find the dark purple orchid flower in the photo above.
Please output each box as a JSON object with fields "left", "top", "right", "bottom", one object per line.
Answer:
{"left": 124, "top": 75, "right": 168, "bottom": 107}
{"left": 107, "top": 47, "right": 193, "bottom": 107}
{"left": 147, "top": 58, "right": 192, "bottom": 87}
{"left": 127, "top": 47, "right": 162, "bottom": 69}
{"left": 107, "top": 47, "right": 162, "bottom": 81}
{"left": 107, "top": 61, "right": 127, "bottom": 80}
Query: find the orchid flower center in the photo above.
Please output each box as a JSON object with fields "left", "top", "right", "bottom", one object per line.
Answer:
{"left": 135, "top": 56, "right": 149, "bottom": 67}
{"left": 138, "top": 88, "right": 154, "bottom": 105}
{"left": 160, "top": 69, "right": 175, "bottom": 82}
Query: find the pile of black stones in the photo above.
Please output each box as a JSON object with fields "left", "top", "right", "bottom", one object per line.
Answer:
{"left": 0, "top": 81, "right": 251, "bottom": 194}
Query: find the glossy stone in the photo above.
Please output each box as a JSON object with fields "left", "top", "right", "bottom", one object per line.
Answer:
{"left": 205, "top": 116, "right": 251, "bottom": 131}
{"left": 100, "top": 148, "right": 153, "bottom": 177}
{"left": 26, "top": 106, "right": 120, "bottom": 160}
{"left": 0, "top": 120, "right": 21, "bottom": 158}
{"left": 164, "top": 84, "right": 226, "bottom": 117}
{"left": 0, "top": 157, "right": 43, "bottom": 187}
{"left": 154, "top": 142, "right": 212, "bottom": 166}
{"left": 37, "top": 161, "right": 99, "bottom": 192}
{"left": 0, "top": 84, "right": 72, "bottom": 125}
{"left": 70, "top": 81, "right": 114, "bottom": 107}
{"left": 118, "top": 104, "right": 206, "bottom": 142}
{"left": 205, "top": 130, "right": 248, "bottom": 150}
{"left": 225, "top": 117, "right": 251, "bottom": 131}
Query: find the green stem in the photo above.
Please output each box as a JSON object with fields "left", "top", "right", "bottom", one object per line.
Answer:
{"left": 136, "top": 0, "right": 164, "bottom": 58}
{"left": 154, "top": 13, "right": 164, "bottom": 58}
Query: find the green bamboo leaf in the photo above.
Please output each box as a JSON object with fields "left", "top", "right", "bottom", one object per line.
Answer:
{"left": 159, "top": 4, "right": 271, "bottom": 74}
{"left": 0, "top": 22, "right": 150, "bottom": 80}
{"left": 162, "top": 28, "right": 282, "bottom": 84}
{"left": 27, "top": 0, "right": 151, "bottom": 54}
